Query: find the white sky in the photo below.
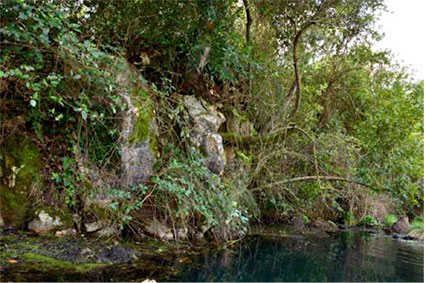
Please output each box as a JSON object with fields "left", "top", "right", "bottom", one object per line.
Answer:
{"left": 374, "top": 0, "right": 425, "bottom": 81}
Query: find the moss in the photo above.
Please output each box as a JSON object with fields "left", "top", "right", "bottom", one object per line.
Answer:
{"left": 0, "top": 135, "right": 41, "bottom": 228}
{"left": 129, "top": 87, "right": 154, "bottom": 145}
{"left": 20, "top": 252, "right": 105, "bottom": 272}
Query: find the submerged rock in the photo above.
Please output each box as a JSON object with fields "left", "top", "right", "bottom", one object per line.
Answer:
{"left": 28, "top": 210, "right": 62, "bottom": 234}
{"left": 181, "top": 95, "right": 226, "bottom": 175}
{"left": 407, "top": 229, "right": 424, "bottom": 241}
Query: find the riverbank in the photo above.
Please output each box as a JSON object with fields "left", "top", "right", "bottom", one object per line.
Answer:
{"left": 1, "top": 224, "right": 423, "bottom": 281}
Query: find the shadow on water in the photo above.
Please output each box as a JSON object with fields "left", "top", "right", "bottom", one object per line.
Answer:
{"left": 2, "top": 231, "right": 423, "bottom": 282}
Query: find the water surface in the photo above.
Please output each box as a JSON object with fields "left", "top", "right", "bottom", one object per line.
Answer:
{"left": 174, "top": 231, "right": 424, "bottom": 282}
{"left": 2, "top": 231, "right": 423, "bottom": 282}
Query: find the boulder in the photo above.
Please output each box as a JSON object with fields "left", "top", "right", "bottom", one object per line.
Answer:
{"left": 28, "top": 210, "right": 62, "bottom": 234}
{"left": 391, "top": 216, "right": 410, "bottom": 234}
{"left": 118, "top": 63, "right": 157, "bottom": 187}
{"left": 182, "top": 95, "right": 226, "bottom": 175}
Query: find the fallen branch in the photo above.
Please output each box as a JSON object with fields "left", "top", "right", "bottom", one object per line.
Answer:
{"left": 252, "top": 175, "right": 376, "bottom": 192}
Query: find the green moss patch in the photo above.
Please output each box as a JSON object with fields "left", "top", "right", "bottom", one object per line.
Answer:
{"left": 21, "top": 252, "right": 105, "bottom": 272}
{"left": 129, "top": 88, "right": 155, "bottom": 145}
{"left": 0, "top": 135, "right": 41, "bottom": 228}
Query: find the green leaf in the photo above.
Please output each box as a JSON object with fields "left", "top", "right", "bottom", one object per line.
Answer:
{"left": 81, "top": 111, "right": 87, "bottom": 120}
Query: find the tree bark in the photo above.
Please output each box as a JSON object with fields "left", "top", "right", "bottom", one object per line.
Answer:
{"left": 243, "top": 0, "right": 253, "bottom": 94}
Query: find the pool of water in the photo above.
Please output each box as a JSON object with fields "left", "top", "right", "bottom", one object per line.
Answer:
{"left": 2, "top": 231, "right": 423, "bottom": 282}
{"left": 173, "top": 231, "right": 424, "bottom": 282}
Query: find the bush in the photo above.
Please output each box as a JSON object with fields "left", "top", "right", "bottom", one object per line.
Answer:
{"left": 150, "top": 146, "right": 254, "bottom": 241}
{"left": 385, "top": 214, "right": 398, "bottom": 227}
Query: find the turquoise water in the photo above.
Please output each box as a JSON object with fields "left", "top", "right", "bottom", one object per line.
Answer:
{"left": 173, "top": 231, "right": 424, "bottom": 282}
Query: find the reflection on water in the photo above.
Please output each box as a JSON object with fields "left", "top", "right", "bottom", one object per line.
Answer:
{"left": 175, "top": 232, "right": 424, "bottom": 282}
{"left": 2, "top": 232, "right": 423, "bottom": 282}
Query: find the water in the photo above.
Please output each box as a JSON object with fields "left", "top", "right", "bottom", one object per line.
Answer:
{"left": 2, "top": 231, "right": 424, "bottom": 282}
{"left": 173, "top": 231, "right": 424, "bottom": 282}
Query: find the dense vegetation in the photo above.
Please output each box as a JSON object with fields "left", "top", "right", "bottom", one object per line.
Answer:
{"left": 1, "top": 0, "right": 423, "bottom": 241}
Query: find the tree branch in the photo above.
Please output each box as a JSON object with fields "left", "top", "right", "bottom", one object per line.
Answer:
{"left": 252, "top": 176, "right": 376, "bottom": 192}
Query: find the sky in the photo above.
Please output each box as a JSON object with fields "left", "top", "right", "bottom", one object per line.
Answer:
{"left": 374, "top": 0, "right": 425, "bottom": 81}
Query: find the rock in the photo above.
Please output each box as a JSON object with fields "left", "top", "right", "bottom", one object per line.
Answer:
{"left": 195, "top": 232, "right": 204, "bottom": 240}
{"left": 28, "top": 210, "right": 62, "bottom": 234}
{"left": 101, "top": 245, "right": 132, "bottom": 264}
{"left": 0, "top": 135, "right": 41, "bottom": 229}
{"left": 145, "top": 219, "right": 174, "bottom": 240}
{"left": 391, "top": 216, "right": 410, "bottom": 234}
{"left": 0, "top": 212, "right": 4, "bottom": 227}
{"left": 227, "top": 110, "right": 254, "bottom": 136}
{"left": 181, "top": 95, "right": 226, "bottom": 175}
{"left": 177, "top": 227, "right": 188, "bottom": 239}
{"left": 97, "top": 226, "right": 119, "bottom": 237}
{"left": 291, "top": 215, "right": 306, "bottom": 230}
{"left": 118, "top": 63, "right": 156, "bottom": 187}
{"left": 55, "top": 228, "right": 77, "bottom": 237}
{"left": 141, "top": 279, "right": 157, "bottom": 283}
{"left": 85, "top": 222, "right": 102, "bottom": 233}
{"left": 407, "top": 229, "right": 424, "bottom": 241}
{"left": 203, "top": 133, "right": 226, "bottom": 174}
{"left": 311, "top": 219, "right": 338, "bottom": 232}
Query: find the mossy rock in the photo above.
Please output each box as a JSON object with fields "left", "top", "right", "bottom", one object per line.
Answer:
{"left": 0, "top": 135, "right": 41, "bottom": 228}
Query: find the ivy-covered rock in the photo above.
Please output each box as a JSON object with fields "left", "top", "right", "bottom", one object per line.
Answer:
{"left": 0, "top": 136, "right": 41, "bottom": 229}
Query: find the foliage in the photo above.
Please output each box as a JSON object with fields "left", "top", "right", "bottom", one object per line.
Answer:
{"left": 359, "top": 215, "right": 379, "bottom": 226}
{"left": 151, "top": 145, "right": 252, "bottom": 240}
{"left": 0, "top": 0, "right": 422, "bottom": 241}
{"left": 385, "top": 214, "right": 398, "bottom": 227}
{"left": 1, "top": 0, "right": 125, "bottom": 162}
{"left": 409, "top": 216, "right": 424, "bottom": 232}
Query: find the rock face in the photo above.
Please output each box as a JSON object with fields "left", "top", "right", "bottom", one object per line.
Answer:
{"left": 392, "top": 216, "right": 410, "bottom": 233}
{"left": 118, "top": 63, "right": 156, "bottom": 187}
{"left": 182, "top": 95, "right": 226, "bottom": 175}
{"left": 0, "top": 135, "right": 41, "bottom": 229}
{"left": 28, "top": 210, "right": 62, "bottom": 234}
{"left": 227, "top": 110, "right": 254, "bottom": 137}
